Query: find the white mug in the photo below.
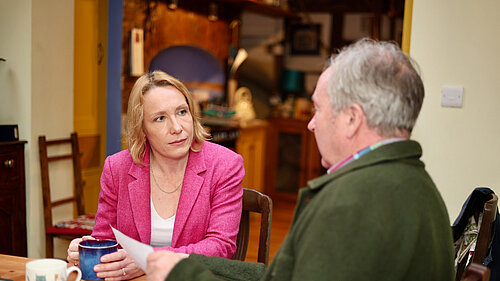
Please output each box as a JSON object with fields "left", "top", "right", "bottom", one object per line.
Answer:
{"left": 26, "top": 259, "right": 81, "bottom": 281}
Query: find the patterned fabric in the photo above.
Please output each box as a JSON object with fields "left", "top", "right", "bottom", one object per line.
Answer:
{"left": 46, "top": 214, "right": 95, "bottom": 236}
{"left": 55, "top": 214, "right": 95, "bottom": 230}
{"left": 454, "top": 216, "right": 480, "bottom": 267}
{"left": 327, "top": 138, "right": 405, "bottom": 174}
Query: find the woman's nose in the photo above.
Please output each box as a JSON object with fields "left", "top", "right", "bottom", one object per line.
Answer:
{"left": 169, "top": 118, "right": 182, "bottom": 134}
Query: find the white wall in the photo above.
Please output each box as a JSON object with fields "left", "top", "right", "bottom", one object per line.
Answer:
{"left": 0, "top": 0, "right": 32, "bottom": 138}
{"left": 0, "top": 0, "right": 74, "bottom": 258}
{"left": 0, "top": 0, "right": 34, "bottom": 255}
{"left": 410, "top": 0, "right": 500, "bottom": 220}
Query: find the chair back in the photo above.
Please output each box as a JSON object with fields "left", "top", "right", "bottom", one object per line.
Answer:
{"left": 461, "top": 263, "right": 491, "bottom": 281}
{"left": 472, "top": 193, "right": 498, "bottom": 264}
{"left": 455, "top": 193, "right": 498, "bottom": 281}
{"left": 38, "top": 132, "right": 87, "bottom": 257}
{"left": 232, "top": 188, "right": 273, "bottom": 265}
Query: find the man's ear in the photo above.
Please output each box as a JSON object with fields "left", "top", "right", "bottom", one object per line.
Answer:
{"left": 344, "top": 104, "right": 365, "bottom": 139}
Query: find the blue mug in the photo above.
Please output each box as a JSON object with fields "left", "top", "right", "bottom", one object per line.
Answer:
{"left": 79, "top": 239, "right": 118, "bottom": 280}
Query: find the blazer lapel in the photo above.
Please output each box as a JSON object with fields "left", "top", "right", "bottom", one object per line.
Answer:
{"left": 128, "top": 148, "right": 152, "bottom": 244}
{"left": 172, "top": 144, "right": 207, "bottom": 245}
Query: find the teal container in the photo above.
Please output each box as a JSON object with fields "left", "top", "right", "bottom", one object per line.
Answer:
{"left": 279, "top": 69, "right": 305, "bottom": 93}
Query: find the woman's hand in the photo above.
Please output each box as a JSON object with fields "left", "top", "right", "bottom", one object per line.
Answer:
{"left": 94, "top": 249, "right": 144, "bottom": 280}
{"left": 146, "top": 251, "right": 188, "bottom": 281}
{"left": 67, "top": 235, "right": 95, "bottom": 266}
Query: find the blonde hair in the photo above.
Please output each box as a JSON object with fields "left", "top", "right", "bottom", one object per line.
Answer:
{"left": 125, "top": 70, "right": 210, "bottom": 165}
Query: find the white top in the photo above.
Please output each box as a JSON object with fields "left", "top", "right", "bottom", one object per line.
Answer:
{"left": 150, "top": 197, "right": 175, "bottom": 248}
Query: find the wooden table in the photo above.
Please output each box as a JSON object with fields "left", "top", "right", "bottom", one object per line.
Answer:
{"left": 0, "top": 255, "right": 146, "bottom": 281}
{"left": 0, "top": 254, "right": 33, "bottom": 281}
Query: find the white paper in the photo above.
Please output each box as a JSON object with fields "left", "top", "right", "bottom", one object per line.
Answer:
{"left": 111, "top": 225, "right": 153, "bottom": 271}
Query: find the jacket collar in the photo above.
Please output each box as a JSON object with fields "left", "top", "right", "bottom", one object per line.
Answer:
{"left": 172, "top": 142, "right": 207, "bottom": 244}
{"left": 126, "top": 142, "right": 208, "bottom": 244}
{"left": 291, "top": 140, "right": 423, "bottom": 227}
{"left": 308, "top": 140, "right": 423, "bottom": 192}
{"left": 128, "top": 146, "right": 152, "bottom": 243}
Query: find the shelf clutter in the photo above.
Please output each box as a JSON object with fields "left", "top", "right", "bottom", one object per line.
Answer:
{"left": 218, "top": 0, "right": 297, "bottom": 18}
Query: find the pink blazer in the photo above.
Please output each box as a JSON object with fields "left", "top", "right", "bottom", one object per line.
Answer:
{"left": 91, "top": 141, "right": 244, "bottom": 258}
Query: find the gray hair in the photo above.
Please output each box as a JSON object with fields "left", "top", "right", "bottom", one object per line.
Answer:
{"left": 328, "top": 38, "right": 424, "bottom": 137}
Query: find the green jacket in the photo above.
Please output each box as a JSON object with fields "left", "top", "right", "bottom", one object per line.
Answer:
{"left": 167, "top": 140, "right": 455, "bottom": 281}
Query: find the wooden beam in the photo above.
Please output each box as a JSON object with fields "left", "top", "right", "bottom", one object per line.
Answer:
{"left": 402, "top": 0, "right": 413, "bottom": 54}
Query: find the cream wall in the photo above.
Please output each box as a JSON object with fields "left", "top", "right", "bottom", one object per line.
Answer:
{"left": 410, "top": 0, "right": 500, "bottom": 220}
{"left": 31, "top": 0, "right": 75, "bottom": 258}
{"left": 0, "top": 0, "right": 31, "bottom": 137}
{"left": 0, "top": 0, "right": 74, "bottom": 257}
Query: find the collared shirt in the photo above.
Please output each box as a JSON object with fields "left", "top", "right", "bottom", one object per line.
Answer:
{"left": 327, "top": 138, "right": 406, "bottom": 174}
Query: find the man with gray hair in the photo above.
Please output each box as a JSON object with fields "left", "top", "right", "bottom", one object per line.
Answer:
{"left": 146, "top": 39, "right": 455, "bottom": 281}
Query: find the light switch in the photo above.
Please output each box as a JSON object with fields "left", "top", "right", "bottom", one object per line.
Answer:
{"left": 441, "top": 86, "right": 463, "bottom": 108}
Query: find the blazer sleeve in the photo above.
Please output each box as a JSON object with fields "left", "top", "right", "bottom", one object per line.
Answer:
{"left": 156, "top": 153, "right": 244, "bottom": 258}
{"left": 91, "top": 156, "right": 119, "bottom": 239}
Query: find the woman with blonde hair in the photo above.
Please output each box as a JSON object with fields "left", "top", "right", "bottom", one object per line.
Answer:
{"left": 67, "top": 70, "right": 244, "bottom": 280}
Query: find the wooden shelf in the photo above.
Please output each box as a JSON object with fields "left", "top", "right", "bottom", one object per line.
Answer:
{"left": 219, "top": 0, "right": 298, "bottom": 18}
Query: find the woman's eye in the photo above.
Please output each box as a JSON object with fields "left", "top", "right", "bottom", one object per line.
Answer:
{"left": 154, "top": 116, "right": 165, "bottom": 122}
{"left": 178, "top": 109, "right": 188, "bottom": 116}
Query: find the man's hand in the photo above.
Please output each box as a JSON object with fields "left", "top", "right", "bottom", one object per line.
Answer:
{"left": 146, "top": 251, "right": 189, "bottom": 281}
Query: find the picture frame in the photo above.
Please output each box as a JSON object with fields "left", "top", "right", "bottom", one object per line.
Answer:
{"left": 290, "top": 23, "right": 322, "bottom": 55}
{"left": 285, "top": 13, "right": 332, "bottom": 72}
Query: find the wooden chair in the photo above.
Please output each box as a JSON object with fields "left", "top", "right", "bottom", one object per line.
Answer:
{"left": 455, "top": 193, "right": 498, "bottom": 281}
{"left": 461, "top": 263, "right": 491, "bottom": 281}
{"left": 38, "top": 132, "right": 95, "bottom": 258}
{"left": 231, "top": 188, "right": 273, "bottom": 265}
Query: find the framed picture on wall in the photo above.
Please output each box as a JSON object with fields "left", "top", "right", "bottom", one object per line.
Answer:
{"left": 285, "top": 13, "right": 332, "bottom": 72}
{"left": 290, "top": 23, "right": 322, "bottom": 55}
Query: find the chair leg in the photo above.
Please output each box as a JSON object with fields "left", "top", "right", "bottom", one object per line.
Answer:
{"left": 45, "top": 234, "right": 54, "bottom": 258}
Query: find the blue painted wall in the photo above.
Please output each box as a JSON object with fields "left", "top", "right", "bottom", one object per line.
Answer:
{"left": 106, "top": 0, "right": 123, "bottom": 156}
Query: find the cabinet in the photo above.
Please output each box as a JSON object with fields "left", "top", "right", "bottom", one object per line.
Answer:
{"left": 0, "top": 141, "right": 27, "bottom": 256}
{"left": 265, "top": 118, "right": 323, "bottom": 200}
{"left": 236, "top": 121, "right": 268, "bottom": 192}
{"left": 204, "top": 119, "right": 268, "bottom": 193}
